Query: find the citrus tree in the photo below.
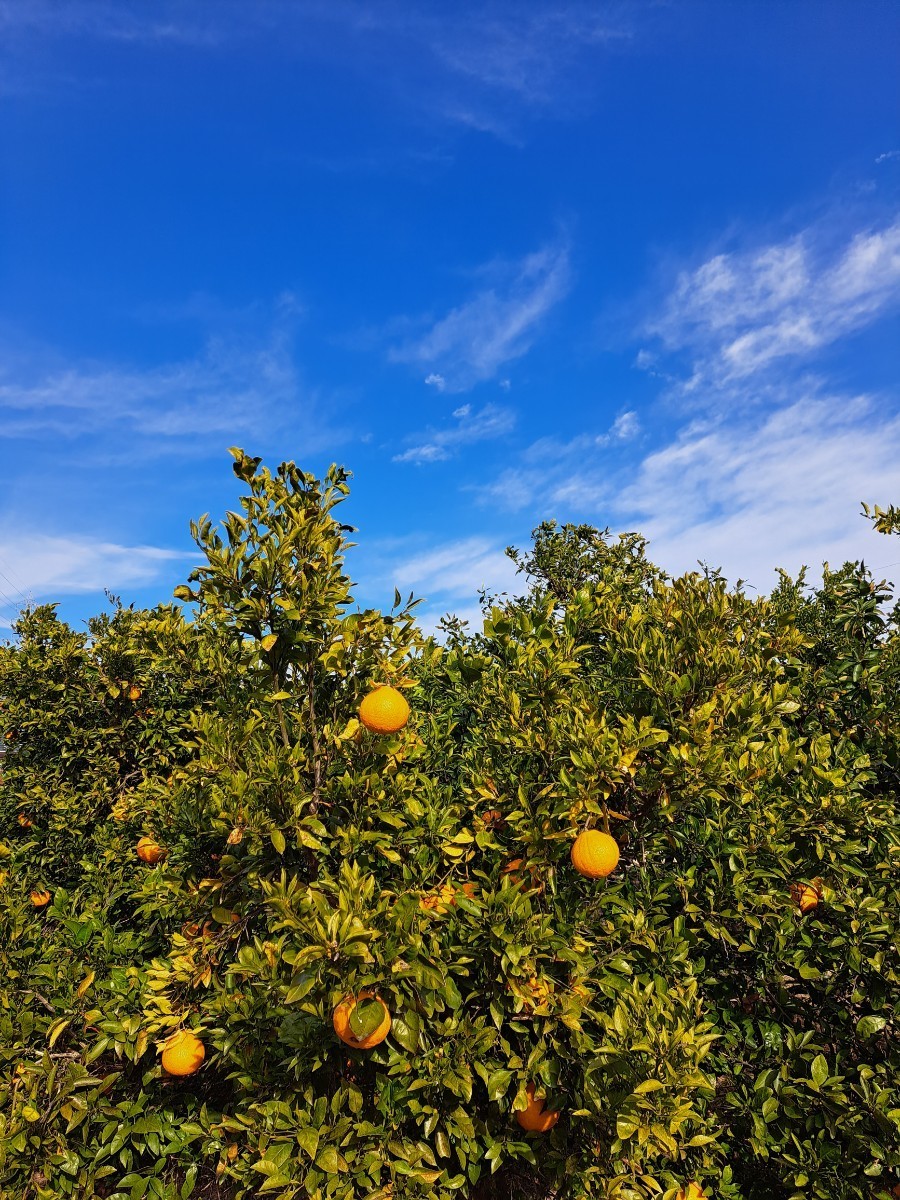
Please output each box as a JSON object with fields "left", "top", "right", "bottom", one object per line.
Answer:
{"left": 0, "top": 449, "right": 897, "bottom": 1200}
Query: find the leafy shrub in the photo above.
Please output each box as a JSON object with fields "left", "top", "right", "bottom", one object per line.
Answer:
{"left": 0, "top": 452, "right": 898, "bottom": 1199}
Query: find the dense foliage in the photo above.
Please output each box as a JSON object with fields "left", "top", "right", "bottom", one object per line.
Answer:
{"left": 1, "top": 452, "right": 898, "bottom": 1200}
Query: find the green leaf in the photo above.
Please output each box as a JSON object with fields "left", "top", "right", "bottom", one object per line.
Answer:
{"left": 284, "top": 975, "right": 317, "bottom": 1006}
{"left": 315, "top": 1146, "right": 345, "bottom": 1173}
{"left": 349, "top": 998, "right": 386, "bottom": 1040}
{"left": 296, "top": 1127, "right": 319, "bottom": 1160}
{"left": 260, "top": 634, "right": 279, "bottom": 651}
{"left": 47, "top": 1017, "right": 71, "bottom": 1048}
{"left": 486, "top": 1069, "right": 513, "bottom": 1100}
{"left": 180, "top": 1165, "right": 198, "bottom": 1199}
{"left": 856, "top": 1015, "right": 887, "bottom": 1039}
{"left": 392, "top": 1010, "right": 421, "bottom": 1053}
{"left": 616, "top": 1116, "right": 638, "bottom": 1140}
{"left": 270, "top": 829, "right": 286, "bottom": 854}
{"left": 811, "top": 1054, "right": 829, "bottom": 1087}
{"left": 442, "top": 977, "right": 462, "bottom": 1010}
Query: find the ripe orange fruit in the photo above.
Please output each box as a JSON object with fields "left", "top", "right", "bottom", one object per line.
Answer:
{"left": 17, "top": 814, "right": 33, "bottom": 828}
{"left": 516, "top": 1083, "right": 560, "bottom": 1133}
{"left": 358, "top": 686, "right": 410, "bottom": 734}
{"left": 128, "top": 685, "right": 141, "bottom": 701}
{"left": 161, "top": 1030, "right": 205, "bottom": 1076}
{"left": 333, "top": 993, "right": 392, "bottom": 1049}
{"left": 137, "top": 836, "right": 167, "bottom": 865}
{"left": 571, "top": 830, "right": 619, "bottom": 878}
{"left": 790, "top": 882, "right": 820, "bottom": 914}
{"left": 30, "top": 889, "right": 51, "bottom": 907}
{"left": 677, "top": 1185, "right": 706, "bottom": 1200}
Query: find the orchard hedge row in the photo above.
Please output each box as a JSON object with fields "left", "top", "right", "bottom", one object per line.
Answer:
{"left": 0, "top": 451, "right": 898, "bottom": 1200}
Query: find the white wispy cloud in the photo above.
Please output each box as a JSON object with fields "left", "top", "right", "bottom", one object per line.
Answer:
{"left": 469, "top": 409, "right": 641, "bottom": 511}
{"left": 875, "top": 150, "right": 900, "bottom": 164}
{"left": 642, "top": 216, "right": 900, "bottom": 392}
{"left": 470, "top": 207, "right": 900, "bottom": 602}
{"left": 390, "top": 535, "right": 521, "bottom": 599}
{"left": 353, "top": 530, "right": 525, "bottom": 642}
{"left": 0, "top": 1, "right": 635, "bottom": 132}
{"left": 0, "top": 528, "right": 187, "bottom": 606}
{"left": 0, "top": 0, "right": 221, "bottom": 45}
{"left": 392, "top": 401, "right": 515, "bottom": 465}
{"left": 0, "top": 0, "right": 639, "bottom": 147}
{"left": 0, "top": 324, "right": 339, "bottom": 453}
{"left": 388, "top": 241, "right": 571, "bottom": 391}
{"left": 472, "top": 387, "right": 900, "bottom": 598}
{"left": 595, "top": 410, "right": 640, "bottom": 445}
{"left": 420, "top": 3, "right": 632, "bottom": 111}
{"left": 604, "top": 389, "right": 900, "bottom": 595}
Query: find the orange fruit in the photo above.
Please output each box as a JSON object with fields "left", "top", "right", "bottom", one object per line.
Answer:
{"left": 516, "top": 1083, "right": 560, "bottom": 1133}
{"left": 790, "top": 882, "right": 820, "bottom": 914}
{"left": 333, "top": 993, "right": 392, "bottom": 1049}
{"left": 358, "top": 686, "right": 410, "bottom": 734}
{"left": 571, "top": 830, "right": 619, "bottom": 879}
{"left": 30, "top": 889, "right": 51, "bottom": 907}
{"left": 137, "top": 836, "right": 167, "bottom": 865}
{"left": 677, "top": 1186, "right": 706, "bottom": 1200}
{"left": 128, "top": 685, "right": 141, "bottom": 701}
{"left": 17, "top": 814, "right": 33, "bottom": 828}
{"left": 161, "top": 1030, "right": 205, "bottom": 1076}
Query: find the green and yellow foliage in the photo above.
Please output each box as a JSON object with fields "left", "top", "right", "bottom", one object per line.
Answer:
{"left": 0, "top": 449, "right": 898, "bottom": 1199}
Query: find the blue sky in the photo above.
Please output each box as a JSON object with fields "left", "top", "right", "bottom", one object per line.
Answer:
{"left": 1, "top": 0, "right": 899, "bottom": 638}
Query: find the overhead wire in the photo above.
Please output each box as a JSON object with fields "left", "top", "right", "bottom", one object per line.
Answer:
{"left": 0, "top": 552, "right": 32, "bottom": 606}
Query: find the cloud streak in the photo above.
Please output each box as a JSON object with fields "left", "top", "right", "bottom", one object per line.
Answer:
{"left": 642, "top": 216, "right": 900, "bottom": 392}
{"left": 0, "top": 323, "right": 340, "bottom": 455}
{"left": 605, "top": 389, "right": 900, "bottom": 594}
{"left": 470, "top": 409, "right": 641, "bottom": 511}
{"left": 0, "top": 528, "right": 186, "bottom": 612}
{"left": 388, "top": 241, "right": 571, "bottom": 391}
{"left": 392, "top": 402, "right": 515, "bottom": 464}
{"left": 0, "top": 1, "right": 634, "bottom": 131}
{"left": 0, "top": 0, "right": 222, "bottom": 45}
